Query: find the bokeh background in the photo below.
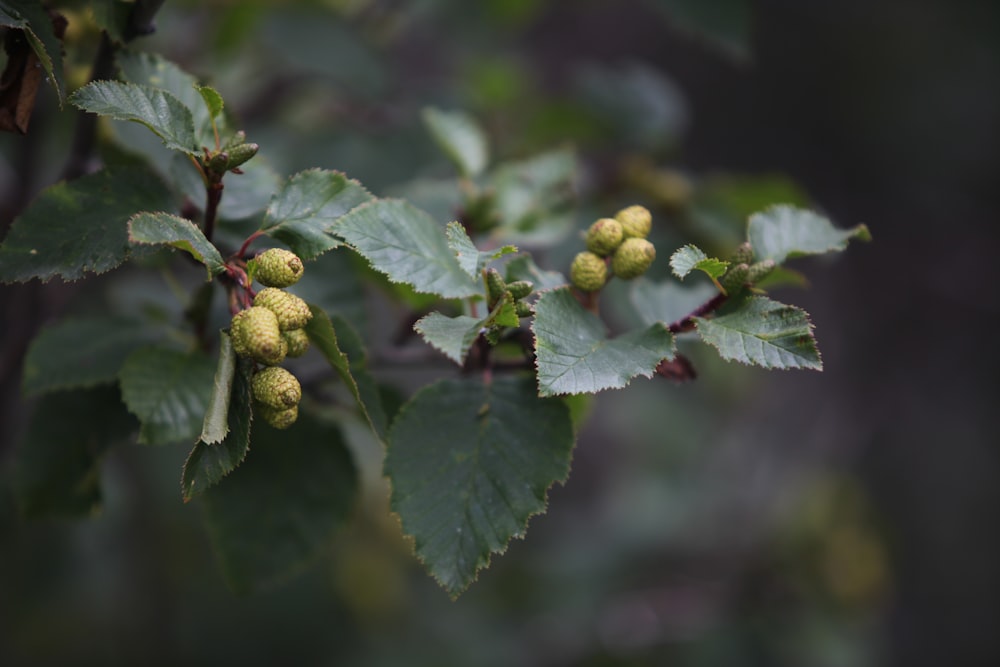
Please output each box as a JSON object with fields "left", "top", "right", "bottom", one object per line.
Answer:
{"left": 1, "top": 1, "right": 997, "bottom": 665}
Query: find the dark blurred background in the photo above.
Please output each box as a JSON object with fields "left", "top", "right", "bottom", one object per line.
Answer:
{"left": 1, "top": 0, "right": 997, "bottom": 665}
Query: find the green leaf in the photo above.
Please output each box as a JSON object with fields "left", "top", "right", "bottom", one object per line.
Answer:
{"left": 285, "top": 250, "right": 366, "bottom": 329}
{"left": 504, "top": 255, "right": 567, "bottom": 292}
{"left": 414, "top": 313, "right": 482, "bottom": 365}
{"left": 445, "top": 222, "right": 517, "bottom": 280}
{"left": 629, "top": 277, "right": 719, "bottom": 327}
{"left": 0, "top": 166, "right": 173, "bottom": 283}
{"left": 199, "top": 331, "right": 237, "bottom": 445}
{"left": 386, "top": 376, "right": 574, "bottom": 597}
{"left": 203, "top": 412, "right": 358, "bottom": 594}
{"left": 304, "top": 307, "right": 387, "bottom": 440}
{"left": 128, "top": 212, "right": 226, "bottom": 278}
{"left": 333, "top": 199, "right": 480, "bottom": 299}
{"left": 694, "top": 295, "right": 822, "bottom": 370}
{"left": 648, "top": 0, "right": 752, "bottom": 61}
{"left": 70, "top": 81, "right": 198, "bottom": 155}
{"left": 670, "top": 244, "right": 729, "bottom": 280}
{"left": 22, "top": 317, "right": 162, "bottom": 395}
{"left": 181, "top": 352, "right": 254, "bottom": 501}
{"left": 117, "top": 50, "right": 220, "bottom": 146}
{"left": 0, "top": 0, "right": 65, "bottom": 101}
{"left": 747, "top": 205, "right": 871, "bottom": 265}
{"left": 490, "top": 148, "right": 577, "bottom": 246}
{"left": 532, "top": 287, "right": 675, "bottom": 396}
{"left": 13, "top": 387, "right": 137, "bottom": 517}
{"left": 259, "top": 169, "right": 374, "bottom": 260}
{"left": 118, "top": 346, "right": 217, "bottom": 446}
{"left": 422, "top": 107, "right": 490, "bottom": 177}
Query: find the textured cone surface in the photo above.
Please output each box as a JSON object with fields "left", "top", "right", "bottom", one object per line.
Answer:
{"left": 226, "top": 142, "right": 259, "bottom": 170}
{"left": 251, "top": 366, "right": 302, "bottom": 409}
{"left": 255, "top": 248, "right": 304, "bottom": 288}
{"left": 570, "top": 251, "right": 608, "bottom": 292}
{"left": 611, "top": 238, "right": 656, "bottom": 280}
{"left": 729, "top": 242, "right": 754, "bottom": 265}
{"left": 282, "top": 328, "right": 310, "bottom": 357}
{"left": 585, "top": 218, "right": 624, "bottom": 257}
{"left": 747, "top": 259, "right": 776, "bottom": 284}
{"left": 258, "top": 403, "right": 298, "bottom": 429}
{"left": 721, "top": 263, "right": 750, "bottom": 292}
{"left": 506, "top": 280, "right": 534, "bottom": 300}
{"left": 615, "top": 205, "right": 652, "bottom": 239}
{"left": 485, "top": 268, "right": 507, "bottom": 307}
{"left": 231, "top": 306, "right": 286, "bottom": 365}
{"left": 515, "top": 300, "right": 533, "bottom": 317}
{"left": 254, "top": 287, "right": 312, "bottom": 331}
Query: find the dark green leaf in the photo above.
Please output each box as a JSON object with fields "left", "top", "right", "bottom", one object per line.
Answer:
{"left": 445, "top": 221, "right": 517, "bottom": 280}
{"left": 694, "top": 294, "right": 822, "bottom": 370}
{"left": 285, "top": 250, "right": 366, "bottom": 329}
{"left": 533, "top": 287, "right": 675, "bottom": 396}
{"left": 333, "top": 199, "right": 480, "bottom": 298}
{"left": 304, "top": 307, "right": 387, "bottom": 440}
{"left": 22, "top": 317, "right": 162, "bottom": 395}
{"left": 128, "top": 212, "right": 226, "bottom": 278}
{"left": 13, "top": 387, "right": 137, "bottom": 517}
{"left": 181, "top": 353, "right": 254, "bottom": 501}
{"left": 259, "top": 169, "right": 374, "bottom": 260}
{"left": 629, "top": 277, "right": 719, "bottom": 327}
{"left": 199, "top": 331, "right": 237, "bottom": 445}
{"left": 422, "top": 107, "right": 489, "bottom": 177}
{"left": 414, "top": 313, "right": 482, "bottom": 365}
{"left": 118, "top": 346, "right": 217, "bottom": 445}
{"left": 386, "top": 376, "right": 574, "bottom": 597}
{"left": 0, "top": 0, "right": 65, "bottom": 101}
{"left": 0, "top": 166, "right": 173, "bottom": 283}
{"left": 670, "top": 244, "right": 729, "bottom": 280}
{"left": 747, "top": 205, "right": 872, "bottom": 265}
{"left": 203, "top": 412, "right": 358, "bottom": 594}
{"left": 69, "top": 81, "right": 198, "bottom": 154}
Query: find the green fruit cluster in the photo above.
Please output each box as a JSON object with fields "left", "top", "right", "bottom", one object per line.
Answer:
{"left": 230, "top": 248, "right": 313, "bottom": 429}
{"left": 570, "top": 205, "right": 657, "bottom": 292}
{"left": 485, "top": 268, "right": 535, "bottom": 319}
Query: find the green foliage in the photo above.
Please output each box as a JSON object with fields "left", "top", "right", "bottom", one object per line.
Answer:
{"left": 0, "top": 0, "right": 65, "bottom": 101}
{"left": 385, "top": 377, "right": 573, "bottom": 597}
{"left": 1, "top": 29, "right": 871, "bottom": 603}
{"left": 0, "top": 166, "right": 173, "bottom": 283}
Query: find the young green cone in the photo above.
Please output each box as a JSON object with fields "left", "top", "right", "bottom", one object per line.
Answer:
{"left": 254, "top": 287, "right": 312, "bottom": 331}
{"left": 570, "top": 251, "right": 608, "bottom": 292}
{"left": 230, "top": 306, "right": 286, "bottom": 365}
{"left": 611, "top": 237, "right": 656, "bottom": 280}
{"left": 251, "top": 366, "right": 302, "bottom": 409}
{"left": 254, "top": 248, "right": 304, "bottom": 288}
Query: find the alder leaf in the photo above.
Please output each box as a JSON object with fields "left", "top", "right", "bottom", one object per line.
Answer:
{"left": 70, "top": 80, "right": 198, "bottom": 154}
{"left": 118, "top": 346, "right": 217, "bottom": 445}
{"left": 445, "top": 221, "right": 516, "bottom": 280}
{"left": 333, "top": 199, "right": 480, "bottom": 298}
{"left": 629, "top": 277, "right": 719, "bottom": 326}
{"left": 385, "top": 376, "right": 574, "bottom": 598}
{"left": 532, "top": 287, "right": 675, "bottom": 396}
{"left": 694, "top": 294, "right": 822, "bottom": 370}
{"left": 0, "top": 0, "right": 65, "bottom": 101}
{"left": 128, "top": 212, "right": 226, "bottom": 278}
{"left": 747, "top": 205, "right": 871, "bottom": 265}
{"left": 0, "top": 166, "right": 173, "bottom": 283}
{"left": 670, "top": 244, "right": 729, "bottom": 280}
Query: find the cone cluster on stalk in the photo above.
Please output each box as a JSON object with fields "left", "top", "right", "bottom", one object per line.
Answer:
{"left": 571, "top": 205, "right": 657, "bottom": 292}
{"left": 230, "top": 247, "right": 312, "bottom": 429}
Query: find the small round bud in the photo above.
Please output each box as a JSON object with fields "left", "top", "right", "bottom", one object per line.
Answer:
{"left": 729, "top": 242, "right": 754, "bottom": 265}
{"left": 258, "top": 403, "right": 298, "bottom": 430}
{"left": 611, "top": 238, "right": 656, "bottom": 280}
{"left": 614, "top": 205, "right": 652, "bottom": 239}
{"left": 251, "top": 366, "right": 302, "bottom": 409}
{"left": 230, "top": 306, "right": 286, "bottom": 365}
{"left": 585, "top": 218, "right": 625, "bottom": 257}
{"left": 254, "top": 248, "right": 304, "bottom": 288}
{"left": 254, "top": 287, "right": 312, "bottom": 331}
{"left": 282, "top": 328, "right": 310, "bottom": 358}
{"left": 226, "top": 143, "right": 259, "bottom": 170}
{"left": 506, "top": 280, "right": 534, "bottom": 300}
{"left": 721, "top": 263, "right": 750, "bottom": 293}
{"left": 570, "top": 251, "right": 608, "bottom": 292}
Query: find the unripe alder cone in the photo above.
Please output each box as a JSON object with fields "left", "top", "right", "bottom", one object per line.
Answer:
{"left": 747, "top": 259, "right": 776, "bottom": 284}
{"left": 515, "top": 300, "right": 533, "bottom": 318}
{"left": 721, "top": 262, "right": 750, "bottom": 293}
{"left": 255, "top": 248, "right": 304, "bottom": 288}
{"left": 615, "top": 205, "right": 652, "bottom": 239}
{"left": 570, "top": 251, "right": 608, "bottom": 292}
{"left": 282, "top": 328, "right": 310, "bottom": 358}
{"left": 585, "top": 218, "right": 624, "bottom": 257}
{"left": 729, "top": 241, "right": 754, "bottom": 266}
{"left": 611, "top": 238, "right": 656, "bottom": 280}
{"left": 230, "top": 306, "right": 286, "bottom": 365}
{"left": 252, "top": 366, "right": 302, "bottom": 409}
{"left": 506, "top": 280, "right": 534, "bottom": 300}
{"left": 254, "top": 287, "right": 312, "bottom": 331}
{"left": 485, "top": 268, "right": 506, "bottom": 307}
{"left": 259, "top": 403, "right": 298, "bottom": 430}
